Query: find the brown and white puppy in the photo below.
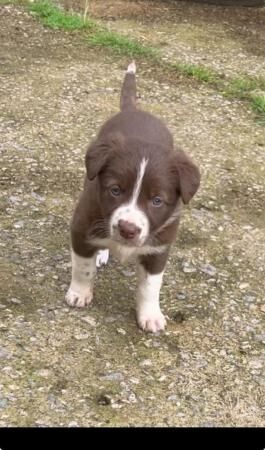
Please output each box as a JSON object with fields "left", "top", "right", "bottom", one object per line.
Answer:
{"left": 66, "top": 62, "right": 200, "bottom": 333}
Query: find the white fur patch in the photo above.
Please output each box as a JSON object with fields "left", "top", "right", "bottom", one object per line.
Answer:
{"left": 109, "top": 158, "right": 149, "bottom": 246}
{"left": 96, "top": 249, "right": 109, "bottom": 268}
{"left": 65, "top": 251, "right": 96, "bottom": 308}
{"left": 127, "top": 61, "right": 136, "bottom": 74}
{"left": 136, "top": 265, "right": 166, "bottom": 333}
{"left": 90, "top": 237, "right": 167, "bottom": 264}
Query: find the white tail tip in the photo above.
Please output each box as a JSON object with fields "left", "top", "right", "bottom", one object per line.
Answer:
{"left": 126, "top": 61, "right": 136, "bottom": 74}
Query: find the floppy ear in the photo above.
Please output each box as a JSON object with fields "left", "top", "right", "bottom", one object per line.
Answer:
{"left": 172, "top": 150, "right": 200, "bottom": 204}
{"left": 85, "top": 132, "right": 125, "bottom": 180}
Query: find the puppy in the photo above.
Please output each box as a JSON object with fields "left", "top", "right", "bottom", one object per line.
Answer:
{"left": 66, "top": 62, "right": 200, "bottom": 333}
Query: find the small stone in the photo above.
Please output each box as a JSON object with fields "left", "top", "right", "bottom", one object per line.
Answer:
{"left": 139, "top": 359, "right": 152, "bottom": 367}
{"left": 175, "top": 292, "right": 186, "bottom": 300}
{"left": 13, "top": 221, "right": 24, "bottom": 229}
{"left": 105, "top": 316, "right": 117, "bottom": 323}
{"left": 74, "top": 333, "right": 89, "bottom": 340}
{"left": 255, "top": 334, "right": 265, "bottom": 343}
{"left": 36, "top": 369, "right": 51, "bottom": 378}
{"left": 200, "top": 264, "right": 217, "bottom": 277}
{"left": 167, "top": 395, "right": 177, "bottom": 402}
{"left": 10, "top": 298, "right": 21, "bottom": 304}
{"left": 182, "top": 263, "right": 196, "bottom": 274}
{"left": 0, "top": 399, "right": 7, "bottom": 409}
{"left": 81, "top": 315, "right": 97, "bottom": 326}
{"left": 128, "top": 392, "right": 137, "bottom": 403}
{"left": 243, "top": 295, "right": 256, "bottom": 303}
{"left": 121, "top": 269, "right": 135, "bottom": 277}
{"left": 130, "top": 377, "right": 140, "bottom": 384}
{"left": 116, "top": 328, "right": 126, "bottom": 335}
{"left": 35, "top": 420, "right": 49, "bottom": 427}
{"left": 260, "top": 305, "right": 265, "bottom": 313}
{"left": 68, "top": 421, "right": 79, "bottom": 427}
{"left": 0, "top": 348, "right": 11, "bottom": 359}
{"left": 100, "top": 372, "right": 124, "bottom": 381}
{"left": 239, "top": 283, "right": 249, "bottom": 290}
{"left": 249, "top": 360, "right": 263, "bottom": 370}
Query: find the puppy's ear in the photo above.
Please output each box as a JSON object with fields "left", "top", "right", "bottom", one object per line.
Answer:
{"left": 85, "top": 132, "right": 125, "bottom": 180}
{"left": 172, "top": 150, "right": 200, "bottom": 204}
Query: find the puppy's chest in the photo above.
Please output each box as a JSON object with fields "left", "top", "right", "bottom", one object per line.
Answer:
{"left": 90, "top": 238, "right": 166, "bottom": 264}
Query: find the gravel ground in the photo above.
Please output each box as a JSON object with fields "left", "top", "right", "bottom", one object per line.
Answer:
{"left": 0, "top": 1, "right": 265, "bottom": 427}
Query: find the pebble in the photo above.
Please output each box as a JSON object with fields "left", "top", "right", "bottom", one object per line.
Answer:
{"left": 81, "top": 315, "right": 97, "bottom": 326}
{"left": 249, "top": 360, "right": 263, "bottom": 370}
{"left": 68, "top": 421, "right": 79, "bottom": 427}
{"left": 100, "top": 372, "right": 124, "bottom": 382}
{"left": 239, "top": 283, "right": 249, "bottom": 290}
{"left": 175, "top": 292, "right": 186, "bottom": 300}
{"left": 0, "top": 399, "right": 7, "bottom": 409}
{"left": 0, "top": 348, "right": 11, "bottom": 359}
{"left": 10, "top": 298, "right": 21, "bottom": 304}
{"left": 121, "top": 269, "right": 135, "bottom": 277}
{"left": 182, "top": 264, "right": 197, "bottom": 273}
{"left": 167, "top": 395, "right": 177, "bottom": 402}
{"left": 36, "top": 369, "right": 51, "bottom": 378}
{"left": 116, "top": 328, "right": 126, "bottom": 335}
{"left": 74, "top": 333, "right": 90, "bottom": 340}
{"left": 139, "top": 359, "right": 152, "bottom": 367}
{"left": 200, "top": 264, "right": 217, "bottom": 277}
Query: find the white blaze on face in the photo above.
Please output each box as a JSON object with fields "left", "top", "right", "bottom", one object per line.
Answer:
{"left": 110, "top": 158, "right": 149, "bottom": 245}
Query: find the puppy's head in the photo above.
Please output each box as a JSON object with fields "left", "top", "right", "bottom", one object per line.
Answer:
{"left": 85, "top": 132, "right": 200, "bottom": 247}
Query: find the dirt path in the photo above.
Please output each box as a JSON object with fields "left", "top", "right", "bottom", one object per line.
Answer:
{"left": 0, "top": 2, "right": 265, "bottom": 426}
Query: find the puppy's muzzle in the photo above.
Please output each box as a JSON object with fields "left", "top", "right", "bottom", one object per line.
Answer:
{"left": 118, "top": 219, "right": 141, "bottom": 240}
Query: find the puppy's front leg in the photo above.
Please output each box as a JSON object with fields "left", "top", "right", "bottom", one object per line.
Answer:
{"left": 136, "top": 252, "right": 169, "bottom": 333}
{"left": 66, "top": 250, "right": 97, "bottom": 308}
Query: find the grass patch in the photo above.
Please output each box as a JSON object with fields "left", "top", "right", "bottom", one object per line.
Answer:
{"left": 28, "top": 1, "right": 156, "bottom": 57}
{"left": 251, "top": 95, "right": 265, "bottom": 125}
{"left": 251, "top": 95, "right": 265, "bottom": 114}
{"left": 223, "top": 77, "right": 265, "bottom": 99}
{"left": 21, "top": 0, "right": 265, "bottom": 124}
{"left": 29, "top": 0, "right": 97, "bottom": 31}
{"left": 87, "top": 30, "right": 158, "bottom": 58}
{"left": 172, "top": 62, "right": 217, "bottom": 83}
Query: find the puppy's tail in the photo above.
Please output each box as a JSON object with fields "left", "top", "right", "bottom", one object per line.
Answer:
{"left": 120, "top": 61, "right": 137, "bottom": 112}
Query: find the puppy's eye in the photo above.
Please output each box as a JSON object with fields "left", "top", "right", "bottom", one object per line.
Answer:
{"left": 110, "top": 185, "right": 121, "bottom": 197}
{"left": 152, "top": 196, "right": 163, "bottom": 207}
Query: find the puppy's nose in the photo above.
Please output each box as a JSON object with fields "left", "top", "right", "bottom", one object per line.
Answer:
{"left": 118, "top": 219, "right": 141, "bottom": 240}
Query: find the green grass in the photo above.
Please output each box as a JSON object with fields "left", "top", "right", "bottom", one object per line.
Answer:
{"left": 87, "top": 30, "right": 158, "bottom": 58}
{"left": 172, "top": 62, "right": 217, "bottom": 83}
{"left": 29, "top": 0, "right": 97, "bottom": 31}
{"left": 28, "top": 1, "right": 156, "bottom": 57}
{"left": 223, "top": 77, "right": 265, "bottom": 99}
{"left": 251, "top": 95, "right": 265, "bottom": 114}
{"left": 23, "top": 0, "right": 265, "bottom": 124}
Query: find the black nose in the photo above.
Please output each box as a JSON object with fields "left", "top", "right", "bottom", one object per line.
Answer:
{"left": 118, "top": 219, "right": 141, "bottom": 240}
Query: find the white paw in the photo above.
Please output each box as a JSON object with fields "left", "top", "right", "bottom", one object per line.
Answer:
{"left": 127, "top": 61, "right": 136, "bottom": 74}
{"left": 96, "top": 249, "right": 109, "bottom": 268}
{"left": 137, "top": 310, "right": 166, "bottom": 333}
{"left": 65, "top": 287, "right": 93, "bottom": 308}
